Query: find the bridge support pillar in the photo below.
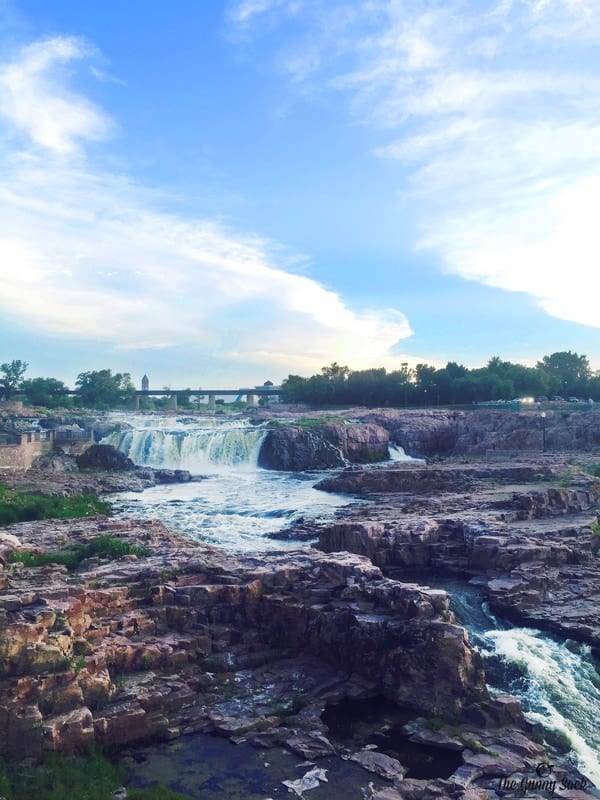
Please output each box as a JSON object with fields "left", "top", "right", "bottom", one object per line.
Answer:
{"left": 208, "top": 393, "right": 216, "bottom": 411}
{"left": 170, "top": 394, "right": 178, "bottom": 410}
{"left": 134, "top": 395, "right": 140, "bottom": 410}
{"left": 246, "top": 392, "right": 258, "bottom": 407}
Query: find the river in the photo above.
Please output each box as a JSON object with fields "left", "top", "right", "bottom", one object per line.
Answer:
{"left": 104, "top": 413, "right": 600, "bottom": 785}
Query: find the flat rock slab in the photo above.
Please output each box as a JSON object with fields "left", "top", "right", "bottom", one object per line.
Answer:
{"left": 347, "top": 749, "right": 406, "bottom": 781}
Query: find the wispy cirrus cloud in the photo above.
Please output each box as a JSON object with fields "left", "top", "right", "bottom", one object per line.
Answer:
{"left": 229, "top": 0, "right": 600, "bottom": 330}
{"left": 0, "top": 35, "right": 412, "bottom": 378}
{"left": 228, "top": 0, "right": 302, "bottom": 25}
{"left": 0, "top": 36, "right": 112, "bottom": 153}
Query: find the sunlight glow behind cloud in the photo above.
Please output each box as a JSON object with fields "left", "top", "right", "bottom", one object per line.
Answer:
{"left": 0, "top": 35, "right": 412, "bottom": 378}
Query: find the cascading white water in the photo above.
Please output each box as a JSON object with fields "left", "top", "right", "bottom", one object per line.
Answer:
{"left": 484, "top": 628, "right": 600, "bottom": 785}
{"left": 104, "top": 416, "right": 266, "bottom": 471}
{"left": 388, "top": 444, "right": 424, "bottom": 462}
{"left": 104, "top": 414, "right": 356, "bottom": 551}
{"left": 432, "top": 579, "right": 600, "bottom": 786}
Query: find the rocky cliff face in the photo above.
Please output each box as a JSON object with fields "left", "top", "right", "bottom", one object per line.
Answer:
{"left": 258, "top": 422, "right": 389, "bottom": 470}
{"left": 0, "top": 517, "right": 485, "bottom": 758}
{"left": 317, "top": 459, "right": 600, "bottom": 648}
{"left": 360, "top": 408, "right": 600, "bottom": 457}
{"left": 261, "top": 408, "right": 598, "bottom": 462}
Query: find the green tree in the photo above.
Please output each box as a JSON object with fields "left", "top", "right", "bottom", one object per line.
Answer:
{"left": 537, "top": 351, "right": 591, "bottom": 396}
{"left": 321, "top": 362, "right": 350, "bottom": 380}
{"left": 20, "top": 377, "right": 68, "bottom": 408}
{"left": 75, "top": 369, "right": 135, "bottom": 408}
{"left": 0, "top": 360, "right": 28, "bottom": 400}
{"left": 280, "top": 374, "right": 309, "bottom": 403}
{"left": 588, "top": 374, "right": 600, "bottom": 401}
{"left": 346, "top": 368, "right": 387, "bottom": 405}
{"left": 414, "top": 364, "right": 438, "bottom": 404}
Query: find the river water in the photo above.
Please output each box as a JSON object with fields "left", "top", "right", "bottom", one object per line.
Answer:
{"left": 431, "top": 578, "right": 600, "bottom": 785}
{"left": 104, "top": 414, "right": 361, "bottom": 550}
{"left": 105, "top": 414, "right": 600, "bottom": 785}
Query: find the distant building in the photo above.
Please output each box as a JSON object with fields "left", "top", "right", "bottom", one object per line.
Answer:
{"left": 141, "top": 374, "right": 149, "bottom": 391}
{"left": 260, "top": 380, "right": 279, "bottom": 404}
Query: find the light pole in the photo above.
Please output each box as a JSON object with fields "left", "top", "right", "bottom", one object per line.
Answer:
{"left": 541, "top": 411, "right": 546, "bottom": 453}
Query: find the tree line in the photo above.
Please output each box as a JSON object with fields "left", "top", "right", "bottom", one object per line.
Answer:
{"left": 0, "top": 361, "right": 136, "bottom": 409}
{"left": 281, "top": 352, "right": 600, "bottom": 406}
{"left": 1, "top": 350, "right": 599, "bottom": 409}
{"left": 0, "top": 361, "right": 201, "bottom": 410}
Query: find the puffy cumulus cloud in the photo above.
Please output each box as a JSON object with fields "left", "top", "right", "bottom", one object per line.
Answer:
{"left": 232, "top": 0, "right": 600, "bottom": 330}
{"left": 0, "top": 35, "right": 412, "bottom": 379}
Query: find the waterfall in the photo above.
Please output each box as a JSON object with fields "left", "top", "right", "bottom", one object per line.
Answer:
{"left": 484, "top": 628, "right": 600, "bottom": 785}
{"left": 103, "top": 417, "right": 266, "bottom": 472}
{"left": 388, "top": 444, "right": 423, "bottom": 462}
{"left": 433, "top": 578, "right": 600, "bottom": 786}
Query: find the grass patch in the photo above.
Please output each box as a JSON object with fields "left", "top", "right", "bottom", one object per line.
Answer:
{"left": 7, "top": 533, "right": 149, "bottom": 571}
{"left": 463, "top": 737, "right": 490, "bottom": 754}
{"left": 0, "top": 484, "right": 110, "bottom": 527}
{"left": 0, "top": 750, "right": 192, "bottom": 800}
{"left": 265, "top": 415, "right": 347, "bottom": 430}
{"left": 0, "top": 750, "right": 120, "bottom": 800}
{"left": 591, "top": 521, "right": 600, "bottom": 536}
{"left": 296, "top": 415, "right": 346, "bottom": 428}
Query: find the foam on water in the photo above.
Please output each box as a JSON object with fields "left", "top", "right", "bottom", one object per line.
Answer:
{"left": 105, "top": 414, "right": 355, "bottom": 551}
{"left": 104, "top": 415, "right": 266, "bottom": 472}
{"left": 111, "top": 469, "right": 354, "bottom": 551}
{"left": 484, "top": 628, "right": 600, "bottom": 784}
{"left": 388, "top": 444, "right": 424, "bottom": 462}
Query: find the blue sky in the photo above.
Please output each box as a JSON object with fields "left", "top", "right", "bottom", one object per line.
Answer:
{"left": 0, "top": 0, "right": 598, "bottom": 389}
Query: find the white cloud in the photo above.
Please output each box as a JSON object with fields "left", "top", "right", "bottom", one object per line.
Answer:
{"left": 0, "top": 36, "right": 112, "bottom": 153}
{"left": 90, "top": 66, "right": 126, "bottom": 87}
{"left": 229, "top": 0, "right": 301, "bottom": 25}
{"left": 240, "top": 0, "right": 600, "bottom": 330}
{"left": 0, "top": 35, "right": 412, "bottom": 378}
{"left": 425, "top": 175, "right": 600, "bottom": 328}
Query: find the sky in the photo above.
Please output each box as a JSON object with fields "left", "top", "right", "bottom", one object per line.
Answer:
{"left": 0, "top": 0, "right": 599, "bottom": 389}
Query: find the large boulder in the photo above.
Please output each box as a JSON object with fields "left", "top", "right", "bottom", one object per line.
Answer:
{"left": 258, "top": 422, "right": 390, "bottom": 471}
{"left": 318, "top": 422, "right": 389, "bottom": 463}
{"left": 258, "top": 426, "right": 345, "bottom": 470}
{"left": 76, "top": 444, "right": 134, "bottom": 471}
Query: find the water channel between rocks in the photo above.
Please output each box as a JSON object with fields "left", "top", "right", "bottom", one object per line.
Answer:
{"left": 105, "top": 414, "right": 600, "bottom": 793}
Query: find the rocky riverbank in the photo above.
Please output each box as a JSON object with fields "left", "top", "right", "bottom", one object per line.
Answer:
{"left": 1, "top": 408, "right": 599, "bottom": 797}
{"left": 1, "top": 445, "right": 194, "bottom": 497}
{"left": 4, "top": 406, "right": 600, "bottom": 473}
{"left": 316, "top": 457, "right": 600, "bottom": 651}
{"left": 254, "top": 407, "right": 600, "bottom": 461}
{"left": 2, "top": 514, "right": 593, "bottom": 798}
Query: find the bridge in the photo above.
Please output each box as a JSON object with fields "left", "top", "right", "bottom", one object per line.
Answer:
{"left": 131, "top": 387, "right": 282, "bottom": 410}
{"left": 53, "top": 386, "right": 283, "bottom": 411}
